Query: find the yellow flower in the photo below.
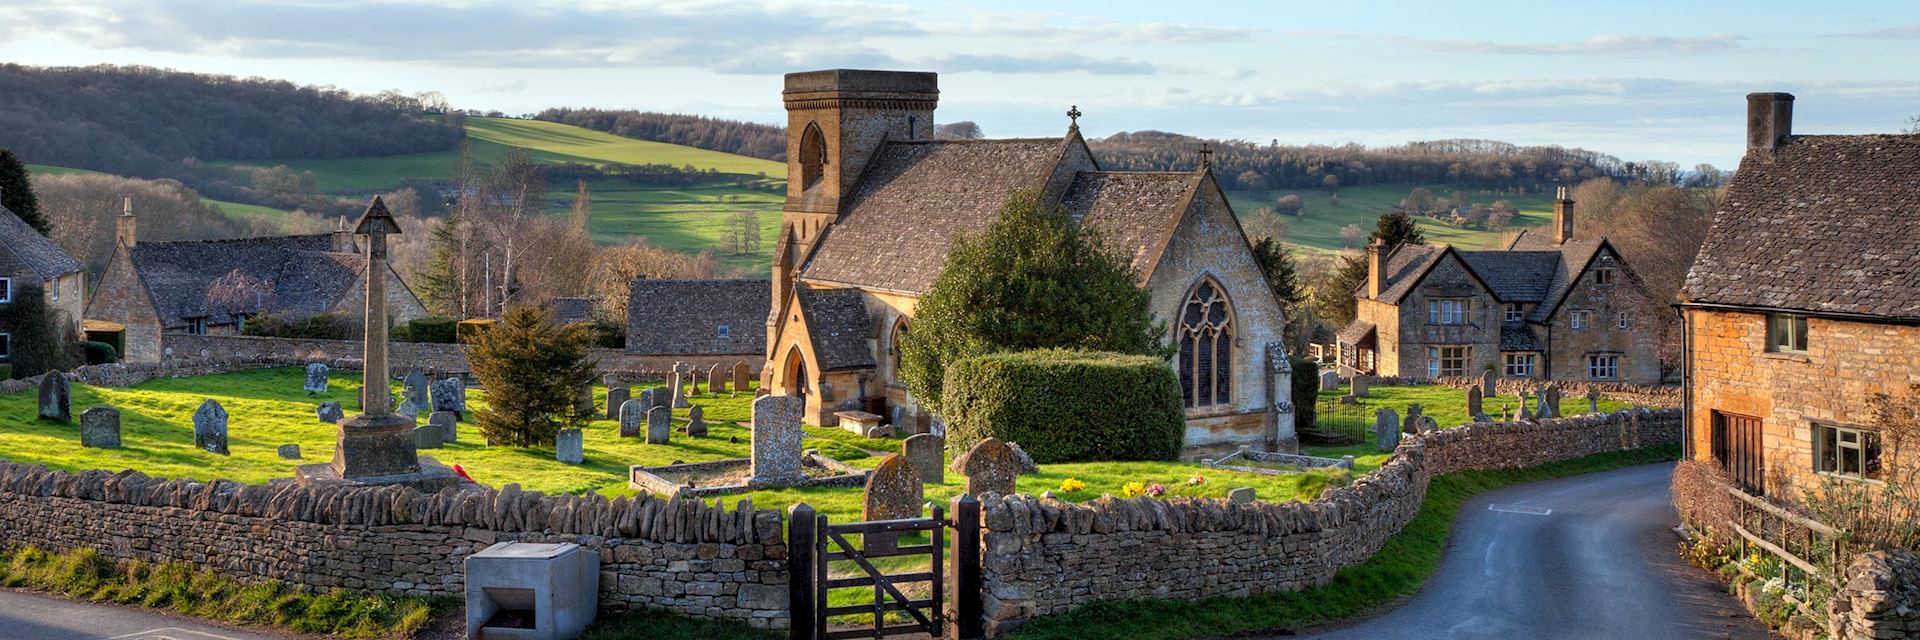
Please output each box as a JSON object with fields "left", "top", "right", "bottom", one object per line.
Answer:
{"left": 1121, "top": 481, "right": 1147, "bottom": 498}
{"left": 1058, "top": 478, "right": 1086, "bottom": 492}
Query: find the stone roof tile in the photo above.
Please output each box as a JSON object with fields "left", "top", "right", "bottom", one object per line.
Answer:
{"left": 0, "top": 204, "right": 82, "bottom": 280}
{"left": 625, "top": 279, "right": 769, "bottom": 356}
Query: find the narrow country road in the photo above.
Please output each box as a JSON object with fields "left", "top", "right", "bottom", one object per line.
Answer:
{"left": 0, "top": 588, "right": 299, "bottom": 640}
{"left": 1293, "top": 463, "right": 1773, "bottom": 640}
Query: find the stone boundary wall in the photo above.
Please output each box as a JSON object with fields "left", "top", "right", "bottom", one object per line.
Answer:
{"left": 975, "top": 408, "right": 1681, "bottom": 636}
{"left": 0, "top": 462, "right": 792, "bottom": 628}
{"left": 159, "top": 334, "right": 763, "bottom": 383}
{"left": 1357, "top": 374, "right": 1681, "bottom": 408}
{"left": 0, "top": 358, "right": 283, "bottom": 396}
{"left": 1829, "top": 549, "right": 1920, "bottom": 640}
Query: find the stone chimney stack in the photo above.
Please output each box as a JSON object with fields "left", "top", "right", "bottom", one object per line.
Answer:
{"left": 1552, "top": 186, "right": 1574, "bottom": 245}
{"left": 1367, "top": 237, "right": 1387, "bottom": 299}
{"left": 331, "top": 216, "right": 353, "bottom": 252}
{"left": 116, "top": 197, "right": 137, "bottom": 248}
{"left": 1746, "top": 92, "right": 1794, "bottom": 155}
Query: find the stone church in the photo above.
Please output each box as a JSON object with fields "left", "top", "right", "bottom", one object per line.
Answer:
{"left": 762, "top": 69, "right": 1295, "bottom": 454}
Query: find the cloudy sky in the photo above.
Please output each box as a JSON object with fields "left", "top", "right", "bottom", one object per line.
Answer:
{"left": 2, "top": 0, "right": 1916, "bottom": 167}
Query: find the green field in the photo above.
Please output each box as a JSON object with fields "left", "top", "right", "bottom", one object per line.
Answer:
{"left": 1227, "top": 183, "right": 1556, "bottom": 255}
{"left": 27, "top": 163, "right": 293, "bottom": 221}
{"left": 566, "top": 178, "right": 783, "bottom": 274}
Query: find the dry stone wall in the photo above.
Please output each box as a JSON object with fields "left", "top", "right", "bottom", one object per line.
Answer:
{"left": 0, "top": 461, "right": 791, "bottom": 628}
{"left": 974, "top": 409, "right": 1680, "bottom": 636}
{"left": 1829, "top": 548, "right": 1920, "bottom": 640}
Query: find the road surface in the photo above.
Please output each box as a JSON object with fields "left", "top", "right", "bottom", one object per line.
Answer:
{"left": 0, "top": 588, "right": 296, "bottom": 640}
{"left": 1294, "top": 463, "right": 1772, "bottom": 640}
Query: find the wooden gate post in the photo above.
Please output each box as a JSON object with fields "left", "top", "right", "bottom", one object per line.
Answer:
{"left": 950, "top": 494, "right": 984, "bottom": 640}
{"left": 788, "top": 503, "right": 817, "bottom": 640}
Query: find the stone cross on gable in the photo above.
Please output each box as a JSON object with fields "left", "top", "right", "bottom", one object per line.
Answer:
{"left": 1067, "top": 105, "right": 1082, "bottom": 128}
{"left": 1198, "top": 142, "right": 1214, "bottom": 170}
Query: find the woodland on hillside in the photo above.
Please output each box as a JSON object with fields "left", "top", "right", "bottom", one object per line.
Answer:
{"left": 534, "top": 109, "right": 788, "bottom": 161}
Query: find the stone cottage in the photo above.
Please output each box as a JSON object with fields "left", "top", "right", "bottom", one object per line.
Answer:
{"left": 84, "top": 201, "right": 427, "bottom": 363}
{"left": 1680, "top": 92, "right": 1920, "bottom": 497}
{"left": 625, "top": 278, "right": 769, "bottom": 374}
{"left": 0, "top": 201, "right": 85, "bottom": 358}
{"left": 1336, "top": 189, "right": 1662, "bottom": 384}
{"left": 762, "top": 69, "right": 1294, "bottom": 454}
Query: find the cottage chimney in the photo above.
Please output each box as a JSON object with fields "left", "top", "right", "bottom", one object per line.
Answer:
{"left": 1552, "top": 186, "right": 1574, "bottom": 245}
{"left": 331, "top": 216, "right": 353, "bottom": 252}
{"left": 1746, "top": 92, "right": 1794, "bottom": 155}
{"left": 116, "top": 197, "right": 137, "bottom": 248}
{"left": 1367, "top": 237, "right": 1387, "bottom": 299}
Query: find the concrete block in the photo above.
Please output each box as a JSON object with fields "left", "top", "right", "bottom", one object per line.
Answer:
{"left": 466, "top": 542, "right": 599, "bottom": 640}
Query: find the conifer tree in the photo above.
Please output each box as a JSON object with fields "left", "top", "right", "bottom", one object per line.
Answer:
{"left": 1326, "top": 212, "right": 1428, "bottom": 327}
{"left": 468, "top": 306, "right": 597, "bottom": 447}
{"left": 0, "top": 149, "right": 49, "bottom": 235}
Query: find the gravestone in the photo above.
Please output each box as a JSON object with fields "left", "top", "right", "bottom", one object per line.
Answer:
{"left": 1319, "top": 371, "right": 1341, "bottom": 392}
{"left": 193, "top": 399, "right": 230, "bottom": 455}
{"left": 1416, "top": 415, "right": 1439, "bottom": 433}
{"left": 618, "top": 399, "right": 646, "bottom": 438}
{"left": 556, "top": 428, "right": 583, "bottom": 464}
{"left": 278, "top": 444, "right": 302, "bottom": 460}
{"left": 708, "top": 364, "right": 726, "bottom": 395}
{"left": 79, "top": 406, "right": 120, "bottom": 448}
{"left": 1517, "top": 394, "right": 1532, "bottom": 420}
{"left": 646, "top": 406, "right": 672, "bottom": 445}
{"left": 1352, "top": 375, "right": 1370, "bottom": 398}
{"left": 400, "top": 370, "right": 429, "bottom": 416}
{"left": 1402, "top": 404, "right": 1424, "bottom": 434}
{"left": 958, "top": 438, "right": 1018, "bottom": 496}
{"left": 749, "top": 395, "right": 804, "bottom": 484}
{"left": 903, "top": 434, "right": 945, "bottom": 484}
{"left": 1473, "top": 411, "right": 1493, "bottom": 423}
{"left": 690, "top": 369, "right": 703, "bottom": 396}
{"left": 1466, "top": 385, "right": 1484, "bottom": 418}
{"left": 1374, "top": 407, "right": 1400, "bottom": 453}
{"left": 650, "top": 386, "right": 670, "bottom": 411}
{"left": 602, "top": 373, "right": 621, "bottom": 389}
{"left": 606, "top": 385, "right": 630, "bottom": 421}
{"left": 1482, "top": 370, "right": 1498, "bottom": 398}
{"left": 862, "top": 454, "right": 924, "bottom": 553}
{"left": 37, "top": 372, "right": 69, "bottom": 424}
{"left": 1587, "top": 388, "right": 1602, "bottom": 414}
{"left": 732, "top": 362, "right": 751, "bottom": 393}
{"left": 413, "top": 425, "right": 443, "bottom": 449}
{"left": 317, "top": 401, "right": 345, "bottom": 423}
{"left": 671, "top": 374, "right": 690, "bottom": 408}
{"left": 1227, "top": 487, "right": 1256, "bottom": 505}
{"left": 430, "top": 378, "right": 465, "bottom": 418}
{"left": 303, "top": 363, "right": 329, "bottom": 394}
{"left": 1541, "top": 386, "right": 1562, "bottom": 419}
{"left": 634, "top": 388, "right": 654, "bottom": 414}
{"left": 686, "top": 405, "right": 707, "bottom": 437}
{"left": 430, "top": 410, "right": 458, "bottom": 443}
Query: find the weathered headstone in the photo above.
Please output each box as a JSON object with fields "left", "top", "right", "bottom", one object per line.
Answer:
{"left": 79, "top": 406, "right": 120, "bottom": 448}
{"left": 690, "top": 369, "right": 703, "bottom": 396}
{"left": 193, "top": 399, "right": 230, "bottom": 455}
{"left": 430, "top": 410, "right": 458, "bottom": 443}
{"left": 749, "top": 395, "right": 804, "bottom": 483}
{"left": 1541, "top": 386, "right": 1562, "bottom": 419}
{"left": 317, "top": 401, "right": 345, "bottom": 423}
{"left": 649, "top": 386, "right": 669, "bottom": 411}
{"left": 1227, "top": 487, "right": 1257, "bottom": 505}
{"left": 1473, "top": 411, "right": 1493, "bottom": 423}
{"left": 732, "top": 362, "right": 751, "bottom": 393}
{"left": 1402, "top": 404, "right": 1423, "bottom": 434}
{"left": 1319, "top": 371, "right": 1341, "bottom": 392}
{"left": 903, "top": 434, "right": 945, "bottom": 484}
{"left": 606, "top": 385, "right": 630, "bottom": 420}
{"left": 413, "top": 425, "right": 443, "bottom": 449}
{"left": 556, "top": 428, "right": 583, "bottom": 464}
{"left": 671, "top": 374, "right": 690, "bottom": 408}
{"left": 1374, "top": 407, "right": 1400, "bottom": 452}
{"left": 1587, "top": 388, "right": 1602, "bottom": 414}
{"left": 1482, "top": 370, "right": 1498, "bottom": 399}
{"left": 1416, "top": 415, "right": 1439, "bottom": 433}
{"left": 618, "top": 399, "right": 646, "bottom": 438}
{"left": 303, "top": 363, "right": 329, "bottom": 394}
{"left": 1352, "top": 375, "right": 1371, "bottom": 398}
{"left": 278, "top": 444, "right": 302, "bottom": 459}
{"left": 707, "top": 364, "right": 726, "bottom": 395}
{"left": 1517, "top": 394, "right": 1532, "bottom": 420}
{"left": 430, "top": 378, "right": 465, "bottom": 418}
{"left": 862, "top": 454, "right": 924, "bottom": 553}
{"left": 37, "top": 372, "right": 69, "bottom": 424}
{"left": 958, "top": 438, "right": 1018, "bottom": 496}
{"left": 399, "top": 370, "right": 429, "bottom": 416}
{"left": 646, "top": 406, "right": 672, "bottom": 445}
{"left": 1466, "top": 384, "right": 1484, "bottom": 418}
{"left": 686, "top": 405, "right": 707, "bottom": 437}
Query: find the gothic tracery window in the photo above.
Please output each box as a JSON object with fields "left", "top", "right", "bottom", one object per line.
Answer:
{"left": 1179, "top": 279, "right": 1233, "bottom": 409}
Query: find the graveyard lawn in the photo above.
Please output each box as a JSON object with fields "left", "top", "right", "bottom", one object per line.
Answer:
{"left": 1303, "top": 383, "right": 1639, "bottom": 473}
{"left": 0, "top": 368, "right": 1352, "bottom": 524}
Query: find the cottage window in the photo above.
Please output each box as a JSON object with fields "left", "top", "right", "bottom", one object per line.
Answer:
{"left": 1593, "top": 268, "right": 1615, "bottom": 285}
{"left": 1767, "top": 313, "right": 1808, "bottom": 352}
{"left": 1815, "top": 424, "right": 1883, "bottom": 481}
{"left": 1616, "top": 312, "right": 1630, "bottom": 330}
{"left": 1178, "top": 279, "right": 1232, "bottom": 409}
{"left": 1428, "top": 299, "right": 1467, "bottom": 325}
{"left": 186, "top": 318, "right": 207, "bottom": 336}
{"left": 49, "top": 279, "right": 57, "bottom": 301}
{"left": 0, "top": 277, "right": 10, "bottom": 303}
{"left": 717, "top": 323, "right": 731, "bottom": 338}
{"left": 1570, "top": 310, "right": 1592, "bottom": 331}
{"left": 1586, "top": 354, "right": 1619, "bottom": 380}
{"left": 1504, "top": 303, "right": 1523, "bottom": 323}
{"left": 1426, "top": 345, "right": 1468, "bottom": 378}
{"left": 1503, "top": 353, "right": 1536, "bottom": 377}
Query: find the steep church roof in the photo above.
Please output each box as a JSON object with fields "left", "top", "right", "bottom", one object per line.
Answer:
{"left": 1061, "top": 171, "right": 1199, "bottom": 272}
{"left": 626, "top": 279, "right": 769, "bottom": 356}
{"left": 795, "top": 287, "right": 875, "bottom": 371}
{"left": 0, "top": 204, "right": 82, "bottom": 280}
{"left": 1681, "top": 134, "right": 1920, "bottom": 320}
{"left": 127, "top": 233, "right": 361, "bottom": 327}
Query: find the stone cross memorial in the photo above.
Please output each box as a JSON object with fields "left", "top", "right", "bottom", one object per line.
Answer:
{"left": 303, "top": 363, "right": 330, "bottom": 394}
{"left": 80, "top": 406, "right": 120, "bottom": 448}
{"left": 38, "top": 372, "right": 69, "bottom": 424}
{"left": 958, "top": 438, "right": 1018, "bottom": 496}
{"left": 903, "top": 434, "right": 944, "bottom": 484}
{"left": 749, "top": 395, "right": 804, "bottom": 484}
{"left": 645, "top": 406, "right": 672, "bottom": 445}
{"left": 1587, "top": 388, "right": 1602, "bottom": 414}
{"left": 194, "top": 398, "right": 230, "bottom": 455}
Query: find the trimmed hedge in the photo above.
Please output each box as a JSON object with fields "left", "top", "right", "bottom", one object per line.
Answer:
{"left": 393, "top": 317, "right": 458, "bottom": 343}
{"left": 941, "top": 349, "right": 1183, "bottom": 463}
{"left": 1291, "top": 356, "right": 1318, "bottom": 432}
{"left": 79, "top": 341, "right": 119, "bottom": 365}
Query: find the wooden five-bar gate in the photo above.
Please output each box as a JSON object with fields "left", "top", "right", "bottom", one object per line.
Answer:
{"left": 790, "top": 496, "right": 983, "bottom": 640}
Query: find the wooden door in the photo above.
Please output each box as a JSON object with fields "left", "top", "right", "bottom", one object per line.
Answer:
{"left": 1711, "top": 411, "right": 1765, "bottom": 496}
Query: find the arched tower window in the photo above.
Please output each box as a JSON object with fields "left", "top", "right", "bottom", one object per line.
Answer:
{"left": 799, "top": 123, "right": 827, "bottom": 192}
{"left": 1178, "top": 278, "right": 1233, "bottom": 409}
{"left": 889, "top": 317, "right": 910, "bottom": 378}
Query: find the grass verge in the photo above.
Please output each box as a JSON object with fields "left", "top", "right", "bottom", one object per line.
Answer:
{"left": 581, "top": 608, "right": 782, "bottom": 640}
{"left": 1003, "top": 443, "right": 1683, "bottom": 640}
{"left": 0, "top": 545, "right": 449, "bottom": 639}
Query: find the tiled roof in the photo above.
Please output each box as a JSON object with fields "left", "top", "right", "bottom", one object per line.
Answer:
{"left": 1681, "top": 134, "right": 1920, "bottom": 319}
{"left": 1336, "top": 319, "right": 1375, "bottom": 345}
{"left": 799, "top": 138, "right": 1065, "bottom": 293}
{"left": 0, "top": 204, "right": 82, "bottom": 280}
{"left": 1504, "top": 232, "right": 1606, "bottom": 323}
{"left": 625, "top": 279, "right": 769, "bottom": 356}
{"left": 551, "top": 297, "right": 595, "bottom": 324}
{"left": 1458, "top": 251, "right": 1560, "bottom": 302}
{"left": 796, "top": 287, "right": 875, "bottom": 371}
{"left": 128, "top": 234, "right": 356, "bottom": 327}
{"left": 1368, "top": 244, "right": 1444, "bottom": 304}
{"left": 1500, "top": 324, "right": 1544, "bottom": 351}
{"left": 1061, "top": 172, "right": 1197, "bottom": 271}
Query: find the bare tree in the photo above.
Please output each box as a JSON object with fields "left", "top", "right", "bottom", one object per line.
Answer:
{"left": 587, "top": 239, "right": 719, "bottom": 322}
{"left": 1338, "top": 223, "right": 1364, "bottom": 248}
{"left": 934, "top": 121, "right": 984, "bottom": 140}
